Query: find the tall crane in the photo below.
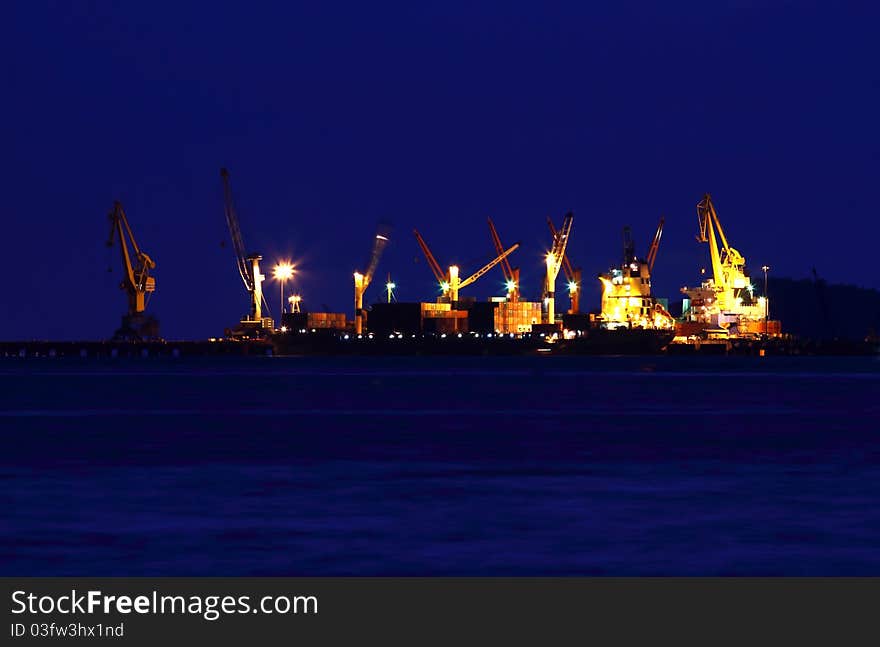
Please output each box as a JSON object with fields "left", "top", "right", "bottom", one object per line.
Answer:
{"left": 547, "top": 216, "right": 581, "bottom": 314}
{"left": 487, "top": 217, "right": 519, "bottom": 302}
{"left": 353, "top": 224, "right": 391, "bottom": 334}
{"left": 646, "top": 216, "right": 665, "bottom": 273}
{"left": 544, "top": 212, "right": 573, "bottom": 323}
{"left": 696, "top": 193, "right": 748, "bottom": 312}
{"left": 220, "top": 168, "right": 268, "bottom": 330}
{"left": 106, "top": 201, "right": 158, "bottom": 340}
{"left": 413, "top": 229, "right": 519, "bottom": 302}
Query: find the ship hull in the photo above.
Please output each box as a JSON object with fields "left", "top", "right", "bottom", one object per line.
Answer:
{"left": 554, "top": 328, "right": 675, "bottom": 355}
{"left": 271, "top": 328, "right": 675, "bottom": 357}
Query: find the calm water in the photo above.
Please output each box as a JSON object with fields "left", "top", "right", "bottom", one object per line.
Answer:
{"left": 2, "top": 355, "right": 879, "bottom": 575}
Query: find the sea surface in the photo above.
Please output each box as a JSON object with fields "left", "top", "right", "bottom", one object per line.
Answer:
{"left": 2, "top": 355, "right": 879, "bottom": 575}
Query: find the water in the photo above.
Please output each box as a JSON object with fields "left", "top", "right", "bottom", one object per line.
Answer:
{"left": 2, "top": 355, "right": 879, "bottom": 575}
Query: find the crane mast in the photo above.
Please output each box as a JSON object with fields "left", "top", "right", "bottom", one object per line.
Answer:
{"left": 221, "top": 168, "right": 267, "bottom": 327}
{"left": 547, "top": 216, "right": 581, "bottom": 314}
{"left": 487, "top": 217, "right": 520, "bottom": 301}
{"left": 354, "top": 224, "right": 391, "bottom": 334}
{"left": 544, "top": 211, "right": 573, "bottom": 323}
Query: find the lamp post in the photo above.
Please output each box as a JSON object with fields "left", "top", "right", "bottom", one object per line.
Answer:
{"left": 273, "top": 262, "right": 294, "bottom": 317}
{"left": 761, "top": 265, "right": 770, "bottom": 327}
{"left": 386, "top": 277, "right": 396, "bottom": 304}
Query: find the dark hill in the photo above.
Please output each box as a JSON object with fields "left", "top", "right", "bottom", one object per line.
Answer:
{"left": 767, "top": 274, "right": 880, "bottom": 341}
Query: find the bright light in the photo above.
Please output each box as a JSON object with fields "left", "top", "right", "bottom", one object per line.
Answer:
{"left": 506, "top": 280, "right": 517, "bottom": 293}
{"left": 273, "top": 262, "right": 294, "bottom": 281}
{"left": 440, "top": 281, "right": 450, "bottom": 292}
{"left": 280, "top": 326, "right": 288, "bottom": 332}
{"left": 386, "top": 282, "right": 396, "bottom": 290}
{"left": 568, "top": 281, "right": 578, "bottom": 293}
{"left": 288, "top": 295, "right": 302, "bottom": 304}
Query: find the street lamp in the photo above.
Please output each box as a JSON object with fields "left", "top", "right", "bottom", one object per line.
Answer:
{"left": 386, "top": 279, "right": 396, "bottom": 304}
{"left": 761, "top": 265, "right": 770, "bottom": 325}
{"left": 273, "top": 262, "right": 295, "bottom": 316}
{"left": 287, "top": 294, "right": 302, "bottom": 313}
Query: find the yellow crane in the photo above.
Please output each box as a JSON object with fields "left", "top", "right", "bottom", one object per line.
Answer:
{"left": 221, "top": 168, "right": 271, "bottom": 333}
{"left": 543, "top": 212, "right": 573, "bottom": 324}
{"left": 487, "top": 217, "right": 519, "bottom": 302}
{"left": 353, "top": 224, "right": 391, "bottom": 334}
{"left": 680, "top": 194, "right": 769, "bottom": 332}
{"left": 547, "top": 216, "right": 581, "bottom": 314}
{"left": 696, "top": 194, "right": 749, "bottom": 313}
{"left": 106, "top": 201, "right": 158, "bottom": 340}
{"left": 413, "top": 229, "right": 519, "bottom": 302}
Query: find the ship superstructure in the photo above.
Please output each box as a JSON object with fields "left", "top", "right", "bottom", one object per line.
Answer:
{"left": 597, "top": 219, "right": 673, "bottom": 330}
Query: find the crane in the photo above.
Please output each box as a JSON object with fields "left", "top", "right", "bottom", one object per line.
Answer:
{"left": 544, "top": 212, "right": 573, "bottom": 324}
{"left": 353, "top": 224, "right": 391, "bottom": 334}
{"left": 220, "top": 168, "right": 268, "bottom": 330}
{"left": 413, "top": 229, "right": 519, "bottom": 302}
{"left": 696, "top": 194, "right": 748, "bottom": 312}
{"left": 106, "top": 201, "right": 158, "bottom": 340}
{"left": 487, "top": 217, "right": 519, "bottom": 301}
{"left": 645, "top": 216, "right": 665, "bottom": 273}
{"left": 547, "top": 216, "right": 581, "bottom": 314}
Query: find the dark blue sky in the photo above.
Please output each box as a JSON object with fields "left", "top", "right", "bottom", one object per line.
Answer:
{"left": 2, "top": 1, "right": 877, "bottom": 340}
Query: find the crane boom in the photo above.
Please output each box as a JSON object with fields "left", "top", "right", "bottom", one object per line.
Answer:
{"left": 646, "top": 216, "right": 664, "bottom": 272}
{"left": 488, "top": 217, "right": 520, "bottom": 301}
{"left": 459, "top": 242, "right": 520, "bottom": 289}
{"left": 220, "top": 168, "right": 254, "bottom": 292}
{"left": 548, "top": 212, "right": 573, "bottom": 280}
{"left": 363, "top": 224, "right": 392, "bottom": 288}
{"left": 487, "top": 218, "right": 514, "bottom": 281}
{"left": 547, "top": 216, "right": 575, "bottom": 282}
{"left": 353, "top": 224, "right": 392, "bottom": 334}
{"left": 548, "top": 214, "right": 581, "bottom": 313}
{"left": 413, "top": 229, "right": 446, "bottom": 285}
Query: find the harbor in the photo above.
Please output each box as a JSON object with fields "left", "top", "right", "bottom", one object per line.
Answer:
{"left": 5, "top": 174, "right": 874, "bottom": 358}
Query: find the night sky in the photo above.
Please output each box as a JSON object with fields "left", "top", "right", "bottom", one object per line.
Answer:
{"left": 3, "top": 1, "right": 877, "bottom": 340}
